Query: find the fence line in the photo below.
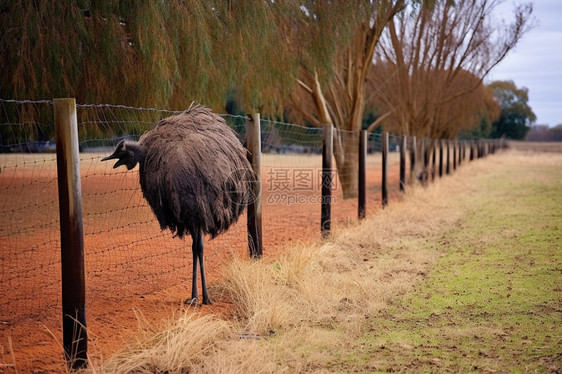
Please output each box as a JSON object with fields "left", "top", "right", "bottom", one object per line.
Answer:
{"left": 0, "top": 98, "right": 504, "bottom": 369}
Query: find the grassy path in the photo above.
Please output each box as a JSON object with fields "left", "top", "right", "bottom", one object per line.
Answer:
{"left": 343, "top": 153, "right": 562, "bottom": 372}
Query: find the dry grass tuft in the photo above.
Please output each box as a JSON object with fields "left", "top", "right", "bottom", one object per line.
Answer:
{"left": 219, "top": 256, "right": 299, "bottom": 334}
{"left": 89, "top": 312, "right": 232, "bottom": 373}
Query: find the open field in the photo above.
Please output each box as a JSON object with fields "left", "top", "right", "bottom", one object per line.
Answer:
{"left": 508, "top": 140, "right": 562, "bottom": 153}
{"left": 67, "top": 149, "right": 561, "bottom": 373}
{"left": 0, "top": 152, "right": 403, "bottom": 372}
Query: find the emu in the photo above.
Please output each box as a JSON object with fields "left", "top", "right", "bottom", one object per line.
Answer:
{"left": 102, "top": 105, "right": 253, "bottom": 305}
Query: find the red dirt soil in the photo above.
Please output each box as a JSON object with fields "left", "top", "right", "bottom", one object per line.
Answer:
{"left": 0, "top": 153, "right": 406, "bottom": 372}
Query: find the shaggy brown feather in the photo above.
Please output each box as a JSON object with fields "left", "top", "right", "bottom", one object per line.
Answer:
{"left": 102, "top": 105, "right": 253, "bottom": 304}
{"left": 140, "top": 105, "right": 252, "bottom": 238}
{"left": 103, "top": 105, "right": 253, "bottom": 239}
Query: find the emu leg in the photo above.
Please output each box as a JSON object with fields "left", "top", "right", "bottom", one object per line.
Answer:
{"left": 197, "top": 231, "right": 212, "bottom": 305}
{"left": 184, "top": 234, "right": 199, "bottom": 306}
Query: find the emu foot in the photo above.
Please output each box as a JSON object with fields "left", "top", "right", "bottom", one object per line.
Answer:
{"left": 202, "top": 297, "right": 213, "bottom": 305}
{"left": 184, "top": 297, "right": 198, "bottom": 306}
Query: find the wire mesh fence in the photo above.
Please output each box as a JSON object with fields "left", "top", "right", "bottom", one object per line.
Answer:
{"left": 259, "top": 120, "right": 324, "bottom": 248}
{"left": 0, "top": 103, "right": 248, "bottom": 327}
{"left": 1, "top": 97, "right": 487, "bottom": 370}
{"left": 0, "top": 100, "right": 61, "bottom": 325}
{"left": 0, "top": 99, "right": 423, "bottom": 324}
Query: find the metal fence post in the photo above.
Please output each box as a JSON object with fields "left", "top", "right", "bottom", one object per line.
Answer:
{"left": 54, "top": 98, "right": 87, "bottom": 369}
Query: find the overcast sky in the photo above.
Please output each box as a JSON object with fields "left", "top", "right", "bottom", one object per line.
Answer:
{"left": 486, "top": 0, "right": 562, "bottom": 127}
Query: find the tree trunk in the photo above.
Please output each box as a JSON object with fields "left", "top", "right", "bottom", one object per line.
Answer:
{"left": 333, "top": 128, "right": 359, "bottom": 199}
{"left": 290, "top": 3, "right": 405, "bottom": 199}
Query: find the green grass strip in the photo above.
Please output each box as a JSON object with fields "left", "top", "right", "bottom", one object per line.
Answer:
{"left": 348, "top": 154, "right": 562, "bottom": 373}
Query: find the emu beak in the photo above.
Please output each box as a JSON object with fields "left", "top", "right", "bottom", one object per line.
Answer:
{"left": 101, "top": 154, "right": 124, "bottom": 169}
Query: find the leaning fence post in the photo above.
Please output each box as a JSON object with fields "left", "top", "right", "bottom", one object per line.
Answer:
{"left": 400, "top": 135, "right": 406, "bottom": 192}
{"left": 321, "top": 124, "right": 334, "bottom": 237}
{"left": 54, "top": 98, "right": 87, "bottom": 369}
{"left": 358, "top": 130, "right": 367, "bottom": 219}
{"left": 246, "top": 113, "right": 263, "bottom": 258}
{"left": 382, "top": 132, "right": 389, "bottom": 208}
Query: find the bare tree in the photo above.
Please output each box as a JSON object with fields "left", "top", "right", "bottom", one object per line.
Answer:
{"left": 286, "top": 1, "right": 405, "bottom": 199}
{"left": 369, "top": 0, "right": 534, "bottom": 139}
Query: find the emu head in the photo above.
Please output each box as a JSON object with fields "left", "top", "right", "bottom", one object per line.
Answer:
{"left": 101, "top": 140, "right": 145, "bottom": 170}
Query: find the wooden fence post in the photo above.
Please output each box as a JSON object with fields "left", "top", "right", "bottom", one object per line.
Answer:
{"left": 431, "top": 139, "right": 436, "bottom": 181}
{"left": 400, "top": 135, "right": 406, "bottom": 192}
{"left": 410, "top": 136, "right": 416, "bottom": 183}
{"left": 321, "top": 124, "right": 333, "bottom": 237}
{"left": 446, "top": 140, "right": 451, "bottom": 175}
{"left": 422, "top": 138, "right": 429, "bottom": 183}
{"left": 478, "top": 140, "right": 483, "bottom": 158}
{"left": 358, "top": 130, "right": 367, "bottom": 219}
{"left": 54, "top": 98, "right": 87, "bottom": 369}
{"left": 439, "top": 139, "right": 444, "bottom": 177}
{"left": 246, "top": 113, "right": 263, "bottom": 258}
{"left": 453, "top": 139, "right": 457, "bottom": 171}
{"left": 382, "top": 132, "right": 389, "bottom": 208}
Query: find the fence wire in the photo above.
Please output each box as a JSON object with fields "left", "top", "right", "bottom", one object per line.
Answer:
{"left": 0, "top": 100, "right": 61, "bottom": 327}
{"left": 259, "top": 119, "right": 323, "bottom": 250}
{"left": 1, "top": 98, "right": 451, "bottom": 371}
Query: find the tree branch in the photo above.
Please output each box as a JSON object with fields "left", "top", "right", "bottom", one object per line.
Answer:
{"left": 367, "top": 110, "right": 393, "bottom": 133}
